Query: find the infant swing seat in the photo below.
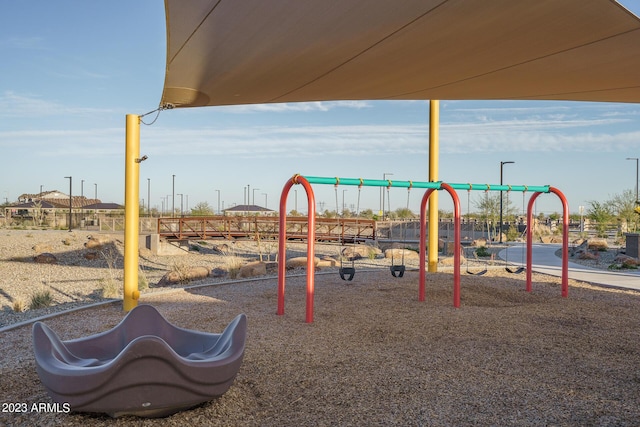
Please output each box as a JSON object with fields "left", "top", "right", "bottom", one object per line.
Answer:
{"left": 32, "top": 304, "right": 247, "bottom": 418}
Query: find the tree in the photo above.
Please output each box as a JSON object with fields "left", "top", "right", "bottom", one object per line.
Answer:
{"left": 608, "top": 189, "right": 637, "bottom": 232}
{"left": 190, "top": 202, "right": 214, "bottom": 216}
{"left": 474, "top": 192, "right": 516, "bottom": 241}
{"left": 587, "top": 200, "right": 614, "bottom": 237}
{"left": 358, "top": 208, "right": 376, "bottom": 219}
{"left": 394, "top": 207, "right": 415, "bottom": 219}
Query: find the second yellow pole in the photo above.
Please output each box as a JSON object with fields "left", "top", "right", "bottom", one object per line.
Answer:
{"left": 124, "top": 114, "right": 140, "bottom": 311}
{"left": 428, "top": 100, "right": 439, "bottom": 272}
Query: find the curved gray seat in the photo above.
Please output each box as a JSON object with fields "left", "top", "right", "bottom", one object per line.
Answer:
{"left": 32, "top": 304, "right": 247, "bottom": 418}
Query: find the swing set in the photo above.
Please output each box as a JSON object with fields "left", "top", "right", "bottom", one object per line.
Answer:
{"left": 463, "top": 186, "right": 527, "bottom": 275}
{"left": 277, "top": 174, "right": 570, "bottom": 323}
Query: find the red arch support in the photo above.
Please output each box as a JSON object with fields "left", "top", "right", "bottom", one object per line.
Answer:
{"left": 526, "top": 187, "right": 569, "bottom": 297}
{"left": 419, "top": 183, "right": 461, "bottom": 307}
{"left": 277, "top": 175, "right": 317, "bottom": 322}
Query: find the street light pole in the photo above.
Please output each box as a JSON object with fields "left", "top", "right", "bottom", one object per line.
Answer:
{"left": 342, "top": 189, "right": 348, "bottom": 217}
{"left": 253, "top": 188, "right": 260, "bottom": 205}
{"left": 215, "top": 189, "right": 220, "bottom": 214}
{"left": 626, "top": 157, "right": 639, "bottom": 202}
{"left": 64, "top": 176, "right": 72, "bottom": 231}
{"left": 499, "top": 161, "right": 515, "bottom": 243}
{"left": 382, "top": 172, "right": 393, "bottom": 219}
{"left": 172, "top": 174, "right": 175, "bottom": 216}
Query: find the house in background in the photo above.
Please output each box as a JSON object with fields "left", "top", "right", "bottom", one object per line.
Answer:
{"left": 4, "top": 190, "right": 122, "bottom": 228}
{"left": 223, "top": 204, "right": 275, "bottom": 216}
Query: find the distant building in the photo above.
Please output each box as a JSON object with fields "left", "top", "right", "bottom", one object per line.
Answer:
{"left": 223, "top": 204, "right": 275, "bottom": 216}
{"left": 4, "top": 190, "right": 122, "bottom": 227}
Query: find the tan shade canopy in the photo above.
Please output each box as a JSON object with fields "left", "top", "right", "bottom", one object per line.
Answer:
{"left": 161, "top": 0, "right": 640, "bottom": 108}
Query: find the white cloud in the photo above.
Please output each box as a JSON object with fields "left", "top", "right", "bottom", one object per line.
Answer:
{"left": 218, "top": 100, "right": 372, "bottom": 113}
{"left": 0, "top": 92, "right": 112, "bottom": 117}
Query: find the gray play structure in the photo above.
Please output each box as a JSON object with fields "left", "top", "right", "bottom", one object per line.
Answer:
{"left": 32, "top": 304, "right": 247, "bottom": 418}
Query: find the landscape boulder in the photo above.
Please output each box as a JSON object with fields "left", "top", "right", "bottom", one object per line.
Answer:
{"left": 317, "top": 257, "right": 338, "bottom": 268}
{"left": 239, "top": 261, "right": 267, "bottom": 278}
{"left": 341, "top": 244, "right": 380, "bottom": 260}
{"left": 34, "top": 253, "right": 57, "bottom": 264}
{"left": 286, "top": 257, "right": 320, "bottom": 269}
{"left": 156, "top": 266, "right": 210, "bottom": 286}
{"left": 32, "top": 243, "right": 53, "bottom": 254}
{"left": 384, "top": 248, "right": 419, "bottom": 259}
{"left": 614, "top": 254, "right": 639, "bottom": 267}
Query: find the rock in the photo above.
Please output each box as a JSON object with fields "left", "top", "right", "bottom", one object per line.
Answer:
{"left": 84, "top": 239, "right": 103, "bottom": 249}
{"left": 615, "top": 254, "right": 639, "bottom": 267}
{"left": 384, "top": 248, "right": 419, "bottom": 259}
{"left": 84, "top": 235, "right": 115, "bottom": 250}
{"left": 156, "top": 266, "right": 210, "bottom": 286}
{"left": 286, "top": 257, "right": 320, "bottom": 269}
{"left": 341, "top": 244, "right": 380, "bottom": 260}
{"left": 317, "top": 257, "right": 338, "bottom": 267}
{"left": 239, "top": 261, "right": 267, "bottom": 278}
{"left": 32, "top": 243, "right": 53, "bottom": 254}
{"left": 34, "top": 253, "right": 57, "bottom": 264}
{"left": 211, "top": 267, "right": 227, "bottom": 278}
{"left": 579, "top": 251, "right": 599, "bottom": 260}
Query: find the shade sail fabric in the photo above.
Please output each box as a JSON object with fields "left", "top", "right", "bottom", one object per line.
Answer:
{"left": 161, "top": 0, "right": 640, "bottom": 108}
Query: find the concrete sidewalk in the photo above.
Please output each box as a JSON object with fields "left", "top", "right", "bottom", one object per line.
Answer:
{"left": 498, "top": 243, "right": 640, "bottom": 292}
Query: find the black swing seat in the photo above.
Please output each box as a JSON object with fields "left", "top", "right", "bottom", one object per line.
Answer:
{"left": 466, "top": 268, "right": 487, "bottom": 276}
{"left": 505, "top": 266, "right": 525, "bottom": 274}
{"left": 390, "top": 264, "right": 406, "bottom": 278}
{"left": 339, "top": 266, "right": 356, "bottom": 281}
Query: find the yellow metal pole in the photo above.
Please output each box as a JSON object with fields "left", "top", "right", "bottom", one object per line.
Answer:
{"left": 428, "top": 100, "right": 439, "bottom": 272}
{"left": 124, "top": 114, "right": 141, "bottom": 311}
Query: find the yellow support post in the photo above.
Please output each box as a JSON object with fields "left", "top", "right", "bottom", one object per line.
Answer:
{"left": 428, "top": 100, "right": 439, "bottom": 272}
{"left": 123, "top": 114, "right": 141, "bottom": 311}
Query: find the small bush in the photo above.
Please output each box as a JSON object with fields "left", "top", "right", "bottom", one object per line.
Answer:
{"left": 138, "top": 268, "right": 149, "bottom": 290}
{"left": 506, "top": 226, "right": 520, "bottom": 242}
{"left": 12, "top": 299, "right": 26, "bottom": 312}
{"left": 100, "top": 278, "right": 120, "bottom": 299}
{"left": 168, "top": 263, "right": 192, "bottom": 284}
{"left": 475, "top": 246, "right": 491, "bottom": 258}
{"left": 30, "top": 289, "right": 53, "bottom": 310}
{"left": 224, "top": 256, "right": 244, "bottom": 279}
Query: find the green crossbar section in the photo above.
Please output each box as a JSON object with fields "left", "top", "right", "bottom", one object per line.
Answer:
{"left": 300, "top": 175, "right": 550, "bottom": 193}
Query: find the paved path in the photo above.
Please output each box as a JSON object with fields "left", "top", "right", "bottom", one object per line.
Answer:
{"left": 498, "top": 243, "right": 640, "bottom": 292}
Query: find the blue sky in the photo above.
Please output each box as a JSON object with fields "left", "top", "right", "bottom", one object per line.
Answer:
{"left": 2, "top": 0, "right": 640, "bottom": 216}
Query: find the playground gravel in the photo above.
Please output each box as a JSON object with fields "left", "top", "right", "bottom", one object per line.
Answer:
{"left": 1, "top": 230, "right": 640, "bottom": 426}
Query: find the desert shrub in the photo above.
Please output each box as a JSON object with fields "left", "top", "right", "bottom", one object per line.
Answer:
{"left": 99, "top": 278, "right": 119, "bottom": 298}
{"left": 506, "top": 226, "right": 520, "bottom": 242}
{"left": 475, "top": 246, "right": 491, "bottom": 257}
{"left": 12, "top": 299, "right": 26, "bottom": 312}
{"left": 224, "top": 256, "right": 244, "bottom": 279}
{"left": 30, "top": 289, "right": 53, "bottom": 310}
{"left": 138, "top": 268, "right": 149, "bottom": 290}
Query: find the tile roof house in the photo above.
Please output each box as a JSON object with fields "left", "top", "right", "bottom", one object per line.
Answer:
{"left": 223, "top": 204, "right": 275, "bottom": 216}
